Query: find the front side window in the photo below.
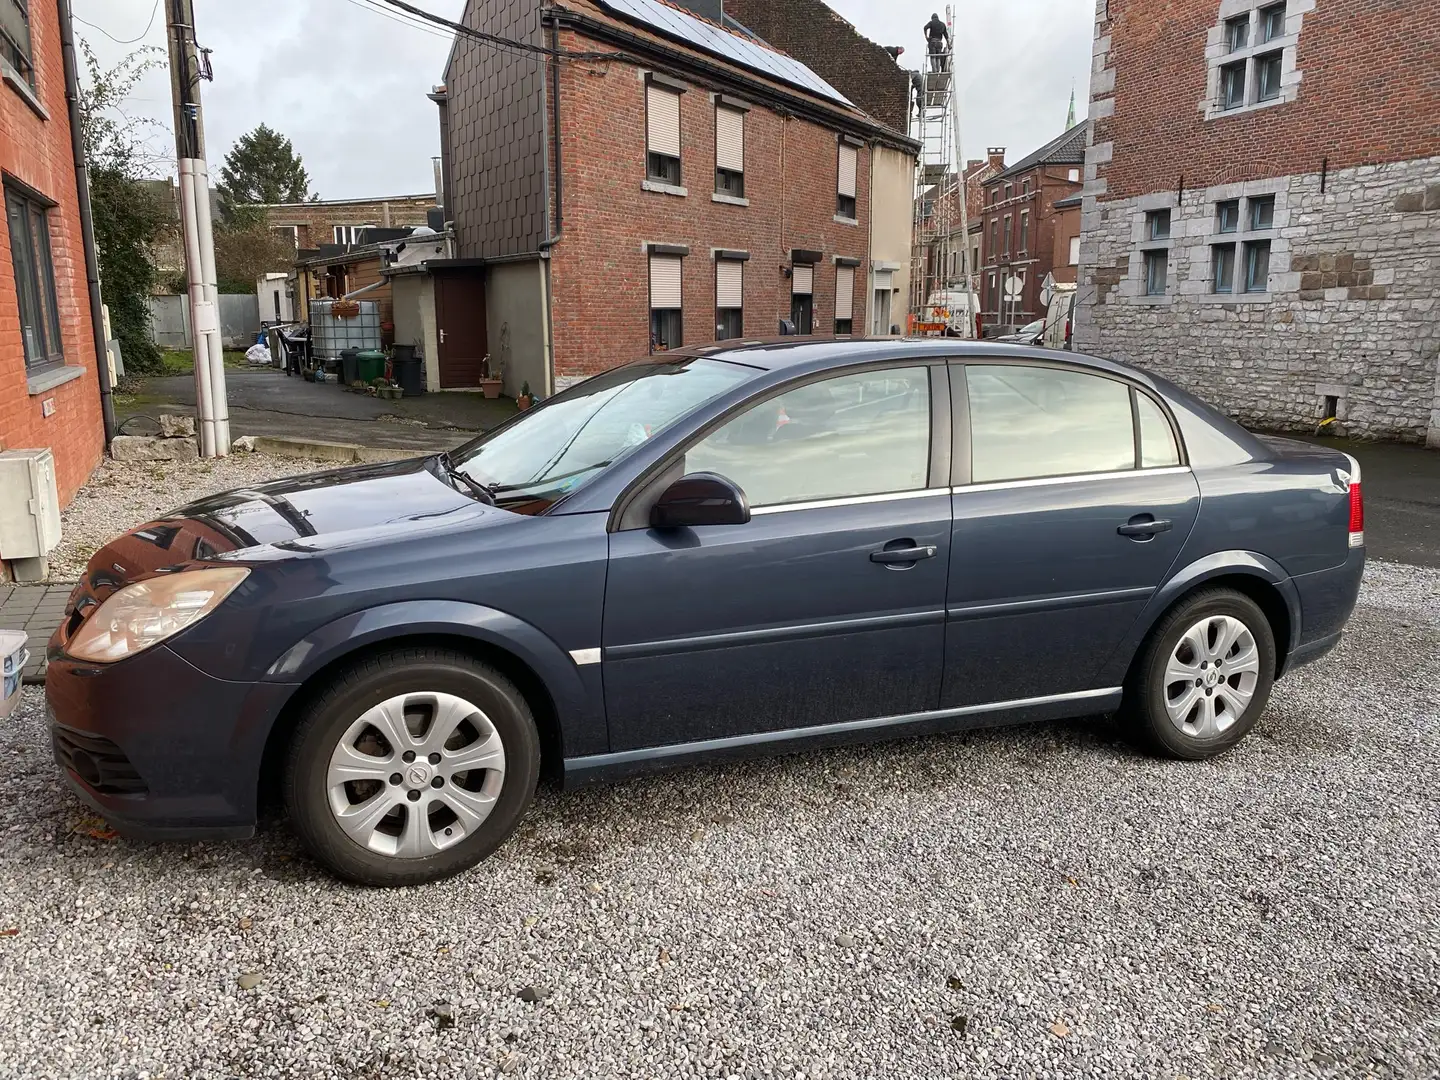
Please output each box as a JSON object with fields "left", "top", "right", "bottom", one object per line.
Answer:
{"left": 967, "top": 365, "right": 1136, "bottom": 483}
{"left": 6, "top": 184, "right": 63, "bottom": 372}
{"left": 1143, "top": 249, "right": 1168, "bottom": 296}
{"left": 714, "top": 105, "right": 744, "bottom": 197}
{"left": 1, "top": 0, "right": 33, "bottom": 86}
{"left": 451, "top": 357, "right": 754, "bottom": 513}
{"left": 646, "top": 82, "right": 683, "bottom": 185}
{"left": 687, "top": 367, "right": 931, "bottom": 508}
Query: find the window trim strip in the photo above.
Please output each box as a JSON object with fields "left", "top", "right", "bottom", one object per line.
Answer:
{"left": 750, "top": 486, "right": 950, "bottom": 517}
{"left": 952, "top": 465, "right": 1192, "bottom": 496}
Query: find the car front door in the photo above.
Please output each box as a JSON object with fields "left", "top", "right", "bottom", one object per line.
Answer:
{"left": 602, "top": 364, "right": 952, "bottom": 752}
{"left": 942, "top": 361, "right": 1200, "bottom": 709}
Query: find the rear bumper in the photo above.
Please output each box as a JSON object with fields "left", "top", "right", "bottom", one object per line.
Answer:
{"left": 45, "top": 638, "right": 296, "bottom": 841}
{"left": 1281, "top": 546, "right": 1365, "bottom": 676}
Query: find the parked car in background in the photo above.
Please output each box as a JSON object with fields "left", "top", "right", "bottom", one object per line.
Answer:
{"left": 998, "top": 318, "right": 1046, "bottom": 345}
{"left": 46, "top": 340, "right": 1365, "bottom": 885}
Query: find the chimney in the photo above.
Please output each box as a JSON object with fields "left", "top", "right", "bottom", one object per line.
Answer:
{"left": 987, "top": 147, "right": 1006, "bottom": 170}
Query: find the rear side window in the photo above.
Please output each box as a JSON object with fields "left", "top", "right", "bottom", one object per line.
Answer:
{"left": 1135, "top": 392, "right": 1181, "bottom": 467}
{"left": 686, "top": 367, "right": 931, "bottom": 507}
{"left": 967, "top": 365, "right": 1135, "bottom": 482}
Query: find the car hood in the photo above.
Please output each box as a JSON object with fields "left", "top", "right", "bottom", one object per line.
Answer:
{"left": 77, "top": 456, "right": 486, "bottom": 596}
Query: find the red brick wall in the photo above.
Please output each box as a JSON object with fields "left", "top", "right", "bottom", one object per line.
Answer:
{"left": 1098, "top": 0, "right": 1440, "bottom": 200}
{"left": 0, "top": 0, "right": 104, "bottom": 513}
{"left": 979, "top": 165, "right": 1081, "bottom": 321}
{"left": 263, "top": 196, "right": 437, "bottom": 252}
{"left": 1051, "top": 203, "right": 1080, "bottom": 285}
{"left": 548, "top": 30, "right": 872, "bottom": 382}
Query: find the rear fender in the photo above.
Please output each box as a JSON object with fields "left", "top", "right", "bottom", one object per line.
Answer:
{"left": 1097, "top": 550, "right": 1301, "bottom": 685}
{"left": 256, "top": 600, "right": 603, "bottom": 758}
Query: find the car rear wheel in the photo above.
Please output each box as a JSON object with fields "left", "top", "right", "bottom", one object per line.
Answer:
{"left": 1125, "top": 588, "right": 1276, "bottom": 760}
{"left": 283, "top": 647, "right": 539, "bottom": 886}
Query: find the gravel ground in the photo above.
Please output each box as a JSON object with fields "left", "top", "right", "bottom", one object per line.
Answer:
{"left": 48, "top": 453, "right": 335, "bottom": 581}
{"left": 0, "top": 562, "right": 1436, "bottom": 1080}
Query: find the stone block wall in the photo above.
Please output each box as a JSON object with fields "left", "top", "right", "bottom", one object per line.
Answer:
{"left": 1075, "top": 156, "right": 1440, "bottom": 443}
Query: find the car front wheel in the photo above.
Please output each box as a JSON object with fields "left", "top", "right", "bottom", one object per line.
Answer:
{"left": 283, "top": 647, "right": 540, "bottom": 885}
{"left": 1126, "top": 588, "right": 1276, "bottom": 760}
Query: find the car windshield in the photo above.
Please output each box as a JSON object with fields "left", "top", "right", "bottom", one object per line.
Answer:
{"left": 1019, "top": 319, "right": 1045, "bottom": 335}
{"left": 448, "top": 356, "right": 756, "bottom": 512}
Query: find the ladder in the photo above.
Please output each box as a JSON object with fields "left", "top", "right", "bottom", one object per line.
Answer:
{"left": 909, "top": 4, "right": 973, "bottom": 338}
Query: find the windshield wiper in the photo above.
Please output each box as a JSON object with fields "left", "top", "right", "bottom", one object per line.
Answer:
{"left": 437, "top": 452, "right": 496, "bottom": 505}
{"left": 489, "top": 461, "right": 612, "bottom": 494}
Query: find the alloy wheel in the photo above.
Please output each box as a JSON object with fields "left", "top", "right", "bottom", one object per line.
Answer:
{"left": 326, "top": 691, "right": 507, "bottom": 858}
{"left": 1162, "top": 614, "right": 1261, "bottom": 739}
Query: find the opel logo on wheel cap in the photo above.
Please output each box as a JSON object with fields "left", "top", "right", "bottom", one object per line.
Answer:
{"left": 408, "top": 764, "right": 431, "bottom": 787}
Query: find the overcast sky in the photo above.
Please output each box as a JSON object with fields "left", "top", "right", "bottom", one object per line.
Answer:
{"left": 74, "top": 0, "right": 1092, "bottom": 200}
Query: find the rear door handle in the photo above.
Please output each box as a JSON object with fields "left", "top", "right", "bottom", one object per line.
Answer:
{"left": 870, "top": 545, "right": 938, "bottom": 565}
{"left": 1117, "top": 517, "right": 1173, "bottom": 539}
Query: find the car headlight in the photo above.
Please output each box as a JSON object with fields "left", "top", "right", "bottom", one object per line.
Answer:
{"left": 67, "top": 567, "right": 250, "bottom": 663}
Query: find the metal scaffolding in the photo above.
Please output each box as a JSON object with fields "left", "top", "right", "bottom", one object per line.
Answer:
{"left": 908, "top": 5, "right": 974, "bottom": 337}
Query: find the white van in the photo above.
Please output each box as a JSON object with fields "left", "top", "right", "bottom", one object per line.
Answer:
{"left": 1042, "top": 283, "right": 1077, "bottom": 349}
{"left": 920, "top": 289, "right": 981, "bottom": 337}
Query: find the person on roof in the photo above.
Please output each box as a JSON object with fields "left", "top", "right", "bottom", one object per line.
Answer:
{"left": 924, "top": 12, "right": 950, "bottom": 73}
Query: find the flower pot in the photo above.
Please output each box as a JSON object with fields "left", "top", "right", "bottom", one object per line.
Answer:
{"left": 479, "top": 378, "right": 503, "bottom": 399}
{"left": 516, "top": 395, "right": 533, "bottom": 411}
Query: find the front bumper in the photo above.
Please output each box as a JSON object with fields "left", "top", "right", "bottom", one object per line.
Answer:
{"left": 45, "top": 637, "right": 296, "bottom": 841}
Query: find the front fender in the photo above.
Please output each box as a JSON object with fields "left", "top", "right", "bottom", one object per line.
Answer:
{"left": 258, "top": 600, "right": 604, "bottom": 758}
{"left": 1097, "top": 550, "right": 1301, "bottom": 685}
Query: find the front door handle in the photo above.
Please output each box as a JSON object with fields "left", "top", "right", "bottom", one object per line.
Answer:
{"left": 1117, "top": 516, "right": 1173, "bottom": 539}
{"left": 870, "top": 544, "right": 938, "bottom": 565}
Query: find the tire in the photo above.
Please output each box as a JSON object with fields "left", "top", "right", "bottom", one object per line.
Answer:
{"left": 1123, "top": 588, "right": 1276, "bottom": 760}
{"left": 283, "top": 646, "right": 540, "bottom": 886}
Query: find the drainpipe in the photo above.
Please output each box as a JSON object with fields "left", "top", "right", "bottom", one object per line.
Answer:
{"left": 57, "top": 0, "right": 116, "bottom": 445}
{"left": 538, "top": 18, "right": 564, "bottom": 252}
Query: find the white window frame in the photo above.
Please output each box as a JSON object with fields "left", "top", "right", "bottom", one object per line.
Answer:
{"left": 1201, "top": 0, "right": 1310, "bottom": 120}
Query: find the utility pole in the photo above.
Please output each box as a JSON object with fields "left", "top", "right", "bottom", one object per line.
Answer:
{"left": 166, "top": 0, "right": 229, "bottom": 456}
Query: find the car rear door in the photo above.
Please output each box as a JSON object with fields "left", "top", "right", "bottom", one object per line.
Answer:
{"left": 602, "top": 363, "right": 953, "bottom": 752}
{"left": 942, "top": 360, "right": 1200, "bottom": 709}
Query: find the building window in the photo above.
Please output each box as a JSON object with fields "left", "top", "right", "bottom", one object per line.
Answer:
{"left": 714, "top": 104, "right": 744, "bottom": 198}
{"left": 1018, "top": 210, "right": 1029, "bottom": 253}
{"left": 1145, "top": 208, "right": 1171, "bottom": 240}
{"left": 649, "top": 253, "right": 683, "bottom": 350}
{"left": 1249, "top": 194, "right": 1275, "bottom": 230}
{"left": 272, "top": 225, "right": 299, "bottom": 247}
{"left": 5, "top": 183, "right": 64, "bottom": 372}
{"left": 1243, "top": 240, "right": 1270, "bottom": 293}
{"left": 1220, "top": 61, "right": 1247, "bottom": 109}
{"left": 1212, "top": 244, "right": 1236, "bottom": 293}
{"left": 836, "top": 143, "right": 858, "bottom": 219}
{"left": 1021, "top": 179, "right": 1031, "bottom": 196}
{"left": 1143, "top": 249, "right": 1168, "bottom": 296}
{"left": 1225, "top": 13, "right": 1249, "bottom": 51}
{"left": 988, "top": 188, "right": 998, "bottom": 205}
{"left": 986, "top": 271, "right": 996, "bottom": 311}
{"left": 1067, "top": 168, "right": 1080, "bottom": 182}
{"left": 1, "top": 0, "right": 34, "bottom": 87}
{"left": 333, "top": 224, "right": 376, "bottom": 245}
{"left": 1068, "top": 235, "right": 1080, "bottom": 266}
{"left": 834, "top": 264, "right": 855, "bottom": 336}
{"left": 1259, "top": 2, "right": 1286, "bottom": 42}
{"left": 1216, "top": 199, "right": 1240, "bottom": 233}
{"left": 646, "top": 81, "right": 683, "bottom": 186}
{"left": 988, "top": 217, "right": 998, "bottom": 259}
{"left": 1002, "top": 214, "right": 1011, "bottom": 255}
{"left": 1003, "top": 183, "right": 1012, "bottom": 201}
{"left": 790, "top": 262, "right": 814, "bottom": 334}
{"left": 872, "top": 269, "right": 892, "bottom": 335}
{"left": 1255, "top": 52, "right": 1283, "bottom": 101}
{"left": 715, "top": 257, "right": 743, "bottom": 340}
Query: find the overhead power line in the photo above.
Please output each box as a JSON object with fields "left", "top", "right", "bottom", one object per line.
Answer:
{"left": 370, "top": 0, "right": 632, "bottom": 62}
{"left": 73, "top": 0, "right": 163, "bottom": 45}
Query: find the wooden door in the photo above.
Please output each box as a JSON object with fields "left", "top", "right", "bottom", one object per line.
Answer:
{"left": 434, "top": 270, "right": 488, "bottom": 389}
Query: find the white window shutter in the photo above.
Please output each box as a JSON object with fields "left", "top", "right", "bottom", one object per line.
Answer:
{"left": 835, "top": 266, "right": 854, "bottom": 320}
{"left": 792, "top": 264, "right": 813, "bottom": 295}
{"left": 647, "top": 86, "right": 681, "bottom": 158}
{"left": 650, "top": 254, "right": 683, "bottom": 309}
{"left": 715, "top": 107, "right": 744, "bottom": 173}
{"left": 716, "top": 259, "right": 743, "bottom": 309}
{"left": 838, "top": 144, "right": 858, "bottom": 198}
{"left": 873, "top": 269, "right": 892, "bottom": 291}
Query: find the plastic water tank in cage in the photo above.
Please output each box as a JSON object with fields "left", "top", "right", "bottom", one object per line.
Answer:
{"left": 310, "top": 300, "right": 382, "bottom": 362}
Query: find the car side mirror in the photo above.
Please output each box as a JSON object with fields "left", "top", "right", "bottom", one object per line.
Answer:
{"left": 650, "top": 472, "right": 750, "bottom": 529}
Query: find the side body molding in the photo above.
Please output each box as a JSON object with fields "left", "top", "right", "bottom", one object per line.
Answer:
{"left": 262, "top": 600, "right": 606, "bottom": 759}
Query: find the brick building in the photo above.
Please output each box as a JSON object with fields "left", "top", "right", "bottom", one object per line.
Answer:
{"left": 2, "top": 0, "right": 107, "bottom": 537}
{"left": 978, "top": 123, "right": 1086, "bottom": 329}
{"left": 1076, "top": 0, "right": 1440, "bottom": 444}
{"left": 261, "top": 192, "right": 438, "bottom": 253}
{"left": 914, "top": 150, "right": 1005, "bottom": 307}
{"left": 438, "top": 0, "right": 919, "bottom": 396}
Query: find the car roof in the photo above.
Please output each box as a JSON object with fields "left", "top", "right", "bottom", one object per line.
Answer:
{"left": 665, "top": 336, "right": 1159, "bottom": 386}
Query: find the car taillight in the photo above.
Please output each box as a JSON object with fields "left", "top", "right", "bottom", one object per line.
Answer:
{"left": 1348, "top": 480, "right": 1364, "bottom": 546}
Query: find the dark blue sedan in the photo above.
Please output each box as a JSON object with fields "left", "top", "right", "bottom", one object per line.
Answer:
{"left": 47, "top": 340, "right": 1365, "bottom": 885}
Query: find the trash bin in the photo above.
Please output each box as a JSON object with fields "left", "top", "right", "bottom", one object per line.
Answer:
{"left": 356, "top": 350, "right": 386, "bottom": 385}
{"left": 340, "top": 348, "right": 360, "bottom": 386}
{"left": 392, "top": 347, "right": 424, "bottom": 396}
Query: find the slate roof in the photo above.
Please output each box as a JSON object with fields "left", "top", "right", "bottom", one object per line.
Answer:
{"left": 986, "top": 121, "right": 1089, "bottom": 184}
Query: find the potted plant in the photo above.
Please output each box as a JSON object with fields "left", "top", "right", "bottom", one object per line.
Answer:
{"left": 516, "top": 381, "right": 534, "bottom": 411}
{"left": 479, "top": 353, "right": 503, "bottom": 399}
